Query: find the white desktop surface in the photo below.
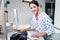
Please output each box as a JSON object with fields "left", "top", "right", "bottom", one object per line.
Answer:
{"left": 7, "top": 31, "right": 44, "bottom": 40}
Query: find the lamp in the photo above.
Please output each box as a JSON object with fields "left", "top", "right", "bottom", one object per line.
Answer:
{"left": 5, "top": 1, "right": 10, "bottom": 8}
{"left": 22, "top": 0, "right": 33, "bottom": 2}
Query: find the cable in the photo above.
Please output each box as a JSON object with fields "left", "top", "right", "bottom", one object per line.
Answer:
{"left": 54, "top": 27, "right": 60, "bottom": 30}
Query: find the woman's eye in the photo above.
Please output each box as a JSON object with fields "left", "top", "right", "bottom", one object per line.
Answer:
{"left": 30, "top": 6, "right": 36, "bottom": 9}
{"left": 33, "top": 6, "right": 36, "bottom": 8}
{"left": 30, "top": 7, "right": 32, "bottom": 9}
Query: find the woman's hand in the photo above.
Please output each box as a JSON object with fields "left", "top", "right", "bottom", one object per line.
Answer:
{"left": 31, "top": 33, "right": 41, "bottom": 38}
{"left": 31, "top": 32, "right": 47, "bottom": 38}
{"left": 15, "top": 29, "right": 24, "bottom": 33}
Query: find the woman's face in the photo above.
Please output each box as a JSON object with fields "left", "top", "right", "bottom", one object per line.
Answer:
{"left": 29, "top": 4, "right": 39, "bottom": 15}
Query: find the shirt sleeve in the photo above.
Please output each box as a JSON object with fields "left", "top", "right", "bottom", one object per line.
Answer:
{"left": 30, "top": 22, "right": 35, "bottom": 30}
{"left": 29, "top": 16, "right": 35, "bottom": 30}
{"left": 44, "top": 17, "right": 55, "bottom": 35}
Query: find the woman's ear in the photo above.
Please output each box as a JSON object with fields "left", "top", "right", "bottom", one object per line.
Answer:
{"left": 40, "top": 5, "right": 42, "bottom": 8}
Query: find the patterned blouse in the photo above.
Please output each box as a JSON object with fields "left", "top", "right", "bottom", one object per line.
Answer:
{"left": 30, "top": 12, "right": 55, "bottom": 40}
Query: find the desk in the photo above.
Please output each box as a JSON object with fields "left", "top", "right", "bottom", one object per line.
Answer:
{"left": 27, "top": 31, "right": 44, "bottom": 40}
{"left": 7, "top": 31, "right": 44, "bottom": 40}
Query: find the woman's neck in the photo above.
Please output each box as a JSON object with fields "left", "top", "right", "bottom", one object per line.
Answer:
{"left": 35, "top": 10, "right": 40, "bottom": 20}
{"left": 35, "top": 9, "right": 40, "bottom": 16}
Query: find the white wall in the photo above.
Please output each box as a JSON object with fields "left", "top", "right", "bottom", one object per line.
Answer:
{"left": 54, "top": 0, "right": 60, "bottom": 29}
{"left": 37, "top": 0, "right": 45, "bottom": 12}
{"left": 7, "top": 0, "right": 45, "bottom": 25}
{"left": 0, "top": 0, "right": 2, "bottom": 22}
{"left": 7, "top": 0, "right": 32, "bottom": 25}
{"left": 45, "top": 0, "right": 55, "bottom": 3}
{"left": 54, "top": 0, "right": 60, "bottom": 33}
{"left": 0, "top": 0, "right": 2, "bottom": 6}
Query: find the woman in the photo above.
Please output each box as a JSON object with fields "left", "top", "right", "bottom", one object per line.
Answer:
{"left": 16, "top": 1, "right": 55, "bottom": 40}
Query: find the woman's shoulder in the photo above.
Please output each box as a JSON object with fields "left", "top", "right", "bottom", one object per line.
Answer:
{"left": 41, "top": 12, "right": 48, "bottom": 16}
{"left": 41, "top": 12, "right": 48, "bottom": 18}
{"left": 41, "top": 12, "right": 52, "bottom": 21}
{"left": 41, "top": 12, "right": 49, "bottom": 18}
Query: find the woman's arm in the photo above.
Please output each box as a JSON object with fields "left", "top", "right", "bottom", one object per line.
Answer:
{"left": 16, "top": 27, "right": 31, "bottom": 32}
{"left": 31, "top": 32, "right": 47, "bottom": 38}
{"left": 21, "top": 27, "right": 31, "bottom": 32}
{"left": 39, "top": 32, "right": 47, "bottom": 37}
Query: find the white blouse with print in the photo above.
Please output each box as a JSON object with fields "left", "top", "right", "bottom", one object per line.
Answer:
{"left": 30, "top": 12, "right": 55, "bottom": 35}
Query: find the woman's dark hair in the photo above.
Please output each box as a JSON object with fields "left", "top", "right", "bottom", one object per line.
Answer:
{"left": 29, "top": 0, "right": 39, "bottom": 7}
